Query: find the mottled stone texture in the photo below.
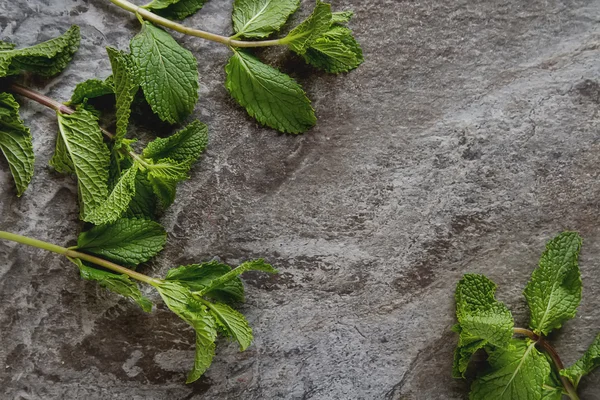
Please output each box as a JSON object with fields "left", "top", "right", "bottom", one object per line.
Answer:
{"left": 1, "top": 0, "right": 600, "bottom": 399}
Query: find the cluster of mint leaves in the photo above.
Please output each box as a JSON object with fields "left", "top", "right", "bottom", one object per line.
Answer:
{"left": 0, "top": 15, "right": 280, "bottom": 382}
{"left": 453, "top": 232, "right": 600, "bottom": 399}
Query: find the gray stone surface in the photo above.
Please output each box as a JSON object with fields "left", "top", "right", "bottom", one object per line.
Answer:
{"left": 1, "top": 0, "right": 600, "bottom": 398}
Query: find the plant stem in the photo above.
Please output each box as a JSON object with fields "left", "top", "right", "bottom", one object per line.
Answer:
{"left": 9, "top": 83, "right": 73, "bottom": 115}
{"left": 0, "top": 230, "right": 161, "bottom": 285}
{"left": 108, "top": 0, "right": 284, "bottom": 48}
{"left": 514, "top": 327, "right": 580, "bottom": 400}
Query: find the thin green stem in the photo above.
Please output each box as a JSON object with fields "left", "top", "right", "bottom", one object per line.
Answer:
{"left": 108, "top": 0, "right": 284, "bottom": 48}
{"left": 0, "top": 230, "right": 162, "bottom": 285}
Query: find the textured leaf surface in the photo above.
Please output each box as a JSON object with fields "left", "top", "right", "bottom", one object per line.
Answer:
{"left": 0, "top": 92, "right": 34, "bottom": 196}
{"left": 143, "top": 0, "right": 207, "bottom": 20}
{"left": 0, "top": 25, "right": 80, "bottom": 77}
{"left": 282, "top": 1, "right": 331, "bottom": 54}
{"left": 85, "top": 163, "right": 138, "bottom": 225}
{"left": 524, "top": 231, "right": 582, "bottom": 335}
{"left": 76, "top": 217, "right": 166, "bottom": 267}
{"left": 206, "top": 302, "right": 253, "bottom": 350}
{"left": 124, "top": 172, "right": 159, "bottom": 218}
{"left": 225, "top": 50, "right": 315, "bottom": 133}
{"left": 69, "top": 78, "right": 114, "bottom": 105}
{"left": 54, "top": 109, "right": 110, "bottom": 220}
{"left": 130, "top": 22, "right": 198, "bottom": 124}
{"left": 71, "top": 258, "right": 152, "bottom": 312}
{"left": 143, "top": 120, "right": 208, "bottom": 164}
{"left": 453, "top": 274, "right": 514, "bottom": 378}
{"left": 561, "top": 333, "right": 600, "bottom": 388}
{"left": 303, "top": 26, "right": 363, "bottom": 73}
{"left": 232, "top": 0, "right": 299, "bottom": 39}
{"left": 165, "top": 261, "right": 245, "bottom": 302}
{"left": 200, "top": 259, "right": 277, "bottom": 296}
{"left": 331, "top": 11, "right": 353, "bottom": 24}
{"left": 155, "top": 281, "right": 217, "bottom": 382}
{"left": 106, "top": 47, "right": 138, "bottom": 145}
{"left": 470, "top": 339, "right": 551, "bottom": 400}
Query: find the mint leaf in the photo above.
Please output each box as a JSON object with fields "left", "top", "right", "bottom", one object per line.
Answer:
{"left": 147, "top": 172, "right": 178, "bottom": 207}
{"left": 199, "top": 259, "right": 277, "bottom": 296}
{"left": 232, "top": 0, "right": 299, "bottom": 39}
{"left": 106, "top": 47, "right": 138, "bottom": 146}
{"left": 85, "top": 163, "right": 138, "bottom": 225}
{"left": 76, "top": 217, "right": 166, "bottom": 267}
{"left": 541, "top": 369, "right": 564, "bottom": 400}
{"left": 302, "top": 26, "right": 363, "bottom": 73}
{"left": 143, "top": 0, "right": 208, "bottom": 20}
{"left": 453, "top": 274, "right": 514, "bottom": 378}
{"left": 155, "top": 281, "right": 217, "bottom": 382}
{"left": 331, "top": 11, "right": 353, "bottom": 24}
{"left": 0, "top": 92, "right": 34, "bottom": 196}
{"left": 53, "top": 108, "right": 110, "bottom": 220}
{"left": 130, "top": 22, "right": 199, "bottom": 124}
{"left": 281, "top": 1, "right": 332, "bottom": 54}
{"left": 225, "top": 50, "right": 315, "bottom": 133}
{"left": 125, "top": 172, "right": 159, "bottom": 218}
{"left": 70, "top": 257, "right": 152, "bottom": 312}
{"left": 205, "top": 302, "right": 253, "bottom": 350}
{"left": 0, "top": 26, "right": 80, "bottom": 77}
{"left": 69, "top": 78, "right": 114, "bottom": 105}
{"left": 561, "top": 333, "right": 600, "bottom": 388}
{"left": 143, "top": 120, "right": 208, "bottom": 164}
{"left": 470, "top": 339, "right": 551, "bottom": 400}
{"left": 145, "top": 157, "right": 192, "bottom": 207}
{"left": 165, "top": 261, "right": 245, "bottom": 302}
{"left": 524, "top": 231, "right": 582, "bottom": 335}
{"left": 0, "top": 41, "right": 15, "bottom": 51}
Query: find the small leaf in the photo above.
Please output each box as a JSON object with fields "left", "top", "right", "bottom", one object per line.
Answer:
{"left": 199, "top": 259, "right": 277, "bottom": 296}
{"left": 70, "top": 257, "right": 152, "bottom": 312}
{"left": 69, "top": 78, "right": 114, "bottom": 105}
{"left": 524, "top": 231, "right": 582, "bottom": 335}
{"left": 0, "top": 92, "right": 34, "bottom": 196}
{"left": 143, "top": 120, "right": 208, "bottom": 164}
{"left": 561, "top": 333, "right": 600, "bottom": 388}
{"left": 76, "top": 217, "right": 166, "bottom": 267}
{"left": 144, "top": 157, "right": 192, "bottom": 207}
{"left": 143, "top": 0, "right": 208, "bottom": 20}
{"left": 106, "top": 47, "right": 138, "bottom": 146}
{"left": 206, "top": 302, "right": 253, "bottom": 350}
{"left": 85, "top": 163, "right": 138, "bottom": 225}
{"left": 302, "top": 26, "right": 363, "bottom": 73}
{"left": 331, "top": 11, "right": 353, "bottom": 25}
{"left": 0, "top": 25, "right": 80, "bottom": 77}
{"left": 53, "top": 108, "right": 110, "bottom": 220}
{"left": 130, "top": 22, "right": 199, "bottom": 124}
{"left": 281, "top": 1, "right": 332, "bottom": 54}
{"left": 165, "top": 261, "right": 245, "bottom": 302}
{"left": 225, "top": 50, "right": 315, "bottom": 133}
{"left": 125, "top": 172, "right": 159, "bottom": 218}
{"left": 232, "top": 0, "right": 299, "bottom": 39}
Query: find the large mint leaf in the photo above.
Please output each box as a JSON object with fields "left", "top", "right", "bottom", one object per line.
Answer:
{"left": 0, "top": 92, "right": 34, "bottom": 196}
{"left": 143, "top": 0, "right": 208, "bottom": 20}
{"left": 143, "top": 120, "right": 208, "bottom": 164}
{"left": 130, "top": 22, "right": 198, "bottom": 124}
{"left": 225, "top": 50, "right": 315, "bottom": 133}
{"left": 69, "top": 77, "right": 114, "bottom": 105}
{"left": 165, "top": 261, "right": 245, "bottom": 302}
{"left": 0, "top": 26, "right": 80, "bottom": 77}
{"left": 76, "top": 217, "right": 166, "bottom": 267}
{"left": 232, "top": 0, "right": 299, "bottom": 39}
{"left": 470, "top": 339, "right": 551, "bottom": 400}
{"left": 70, "top": 258, "right": 152, "bottom": 312}
{"left": 524, "top": 231, "right": 582, "bottom": 335}
{"left": 561, "top": 333, "right": 600, "bottom": 388}
{"left": 302, "top": 25, "right": 363, "bottom": 73}
{"left": 106, "top": 47, "right": 138, "bottom": 146}
{"left": 281, "top": 1, "right": 331, "bottom": 54}
{"left": 53, "top": 108, "right": 110, "bottom": 220}
{"left": 85, "top": 163, "right": 138, "bottom": 225}
{"left": 452, "top": 274, "right": 514, "bottom": 378}
{"left": 206, "top": 302, "right": 253, "bottom": 350}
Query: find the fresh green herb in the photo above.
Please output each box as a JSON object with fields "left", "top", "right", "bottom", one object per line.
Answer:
{"left": 453, "top": 232, "right": 599, "bottom": 400}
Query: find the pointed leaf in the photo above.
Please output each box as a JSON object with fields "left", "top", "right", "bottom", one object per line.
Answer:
{"left": 302, "top": 26, "right": 363, "bottom": 73}
{"left": 331, "top": 11, "right": 353, "bottom": 25}
{"left": 561, "top": 333, "right": 600, "bottom": 388}
{"left": 106, "top": 47, "right": 138, "bottom": 146}
{"left": 143, "top": 120, "right": 208, "bottom": 164}
{"left": 124, "top": 172, "right": 159, "bottom": 218}
{"left": 206, "top": 302, "right": 253, "bottom": 350}
{"left": 69, "top": 77, "right": 114, "bottom": 105}
{"left": 143, "top": 0, "right": 208, "bottom": 20}
{"left": 281, "top": 1, "right": 331, "bottom": 54}
{"left": 199, "top": 259, "right": 277, "bottom": 295}
{"left": 165, "top": 261, "right": 245, "bottom": 302}
{"left": 232, "top": 0, "right": 299, "bottom": 39}
{"left": 85, "top": 163, "right": 138, "bottom": 225}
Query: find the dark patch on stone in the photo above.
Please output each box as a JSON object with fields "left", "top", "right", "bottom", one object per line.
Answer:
{"left": 574, "top": 79, "right": 600, "bottom": 103}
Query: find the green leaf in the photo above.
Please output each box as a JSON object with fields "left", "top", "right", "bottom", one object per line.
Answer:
{"left": 106, "top": 47, "right": 138, "bottom": 146}
{"left": 70, "top": 258, "right": 152, "bottom": 312}
{"left": 561, "top": 333, "right": 600, "bottom": 388}
{"left": 144, "top": 157, "right": 192, "bottom": 207}
{"left": 232, "top": 0, "right": 299, "bottom": 39}
{"left": 124, "top": 172, "right": 159, "bottom": 218}
{"left": 0, "top": 41, "right": 16, "bottom": 51}
{"left": 147, "top": 172, "right": 178, "bottom": 207}
{"left": 143, "top": 120, "right": 208, "bottom": 164}
{"left": 53, "top": 108, "right": 110, "bottom": 220}
{"left": 69, "top": 78, "right": 114, "bottom": 105}
{"left": 130, "top": 22, "right": 199, "bottom": 124}
{"left": 199, "top": 259, "right": 277, "bottom": 296}
{"left": 523, "top": 231, "right": 582, "bottom": 335}
{"left": 281, "top": 1, "right": 332, "bottom": 54}
{"left": 165, "top": 261, "right": 245, "bottom": 302}
{"left": 206, "top": 302, "right": 253, "bottom": 350}
{"left": 85, "top": 163, "right": 138, "bottom": 225}
{"left": 225, "top": 50, "right": 315, "bottom": 133}
{"left": 470, "top": 339, "right": 551, "bottom": 400}
{"left": 453, "top": 274, "right": 514, "bottom": 378}
{"left": 143, "top": 0, "right": 208, "bottom": 20}
{"left": 541, "top": 369, "right": 564, "bottom": 400}
{"left": 76, "top": 217, "right": 166, "bottom": 267}
{"left": 155, "top": 281, "right": 217, "bottom": 382}
{"left": 0, "top": 92, "right": 34, "bottom": 196}
{"left": 331, "top": 11, "right": 353, "bottom": 25}
{"left": 0, "top": 25, "right": 80, "bottom": 77}
{"left": 302, "top": 26, "right": 363, "bottom": 73}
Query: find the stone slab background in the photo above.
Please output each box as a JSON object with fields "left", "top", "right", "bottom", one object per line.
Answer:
{"left": 1, "top": 0, "right": 600, "bottom": 399}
